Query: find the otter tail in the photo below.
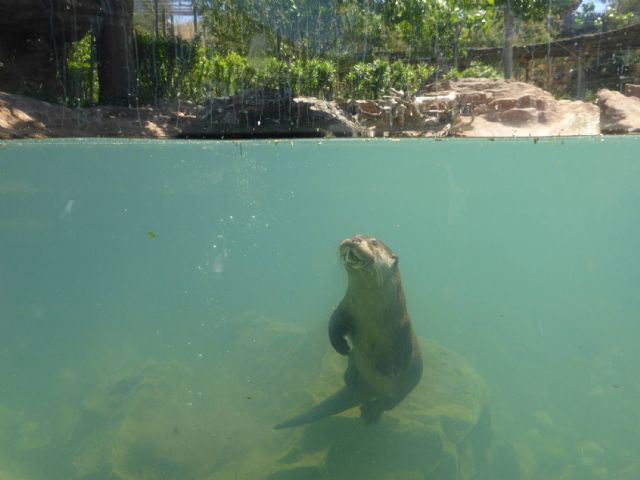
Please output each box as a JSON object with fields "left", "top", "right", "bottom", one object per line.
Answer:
{"left": 274, "top": 385, "right": 367, "bottom": 429}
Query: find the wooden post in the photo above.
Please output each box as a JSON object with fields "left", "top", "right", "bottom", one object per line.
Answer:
{"left": 193, "top": 3, "right": 198, "bottom": 34}
{"left": 89, "top": 21, "right": 95, "bottom": 104}
{"left": 576, "top": 43, "right": 584, "bottom": 98}
{"left": 153, "top": 0, "right": 159, "bottom": 39}
{"left": 162, "top": 6, "right": 167, "bottom": 37}
{"left": 151, "top": 0, "right": 158, "bottom": 105}
{"left": 96, "top": 0, "right": 136, "bottom": 105}
{"left": 546, "top": 12, "right": 552, "bottom": 91}
{"left": 503, "top": 0, "right": 514, "bottom": 80}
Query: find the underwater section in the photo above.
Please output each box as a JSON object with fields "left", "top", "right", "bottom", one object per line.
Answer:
{"left": 1, "top": 137, "right": 640, "bottom": 479}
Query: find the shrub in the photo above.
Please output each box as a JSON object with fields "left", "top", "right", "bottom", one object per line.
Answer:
{"left": 66, "top": 33, "right": 98, "bottom": 106}
{"left": 67, "top": 33, "right": 444, "bottom": 105}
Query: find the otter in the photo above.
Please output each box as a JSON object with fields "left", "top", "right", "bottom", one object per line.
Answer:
{"left": 275, "top": 235, "right": 422, "bottom": 429}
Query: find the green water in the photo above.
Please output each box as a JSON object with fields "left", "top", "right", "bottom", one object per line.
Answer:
{"left": 1, "top": 137, "right": 639, "bottom": 479}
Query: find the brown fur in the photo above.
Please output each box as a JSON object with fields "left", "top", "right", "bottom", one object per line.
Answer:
{"left": 330, "top": 235, "right": 422, "bottom": 423}
{"left": 275, "top": 235, "right": 422, "bottom": 429}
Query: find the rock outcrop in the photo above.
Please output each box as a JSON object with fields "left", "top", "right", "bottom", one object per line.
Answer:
{"left": 597, "top": 89, "right": 640, "bottom": 134}
{"left": 2, "top": 79, "right": 640, "bottom": 139}
{"left": 186, "top": 89, "right": 363, "bottom": 138}
{"left": 415, "top": 79, "right": 601, "bottom": 137}
{"left": 0, "top": 91, "right": 200, "bottom": 139}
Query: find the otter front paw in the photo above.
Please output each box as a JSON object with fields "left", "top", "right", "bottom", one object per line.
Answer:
{"left": 330, "top": 335, "right": 350, "bottom": 355}
{"left": 329, "top": 308, "right": 352, "bottom": 355}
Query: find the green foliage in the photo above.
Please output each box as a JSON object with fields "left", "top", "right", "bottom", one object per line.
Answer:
{"left": 345, "top": 59, "right": 390, "bottom": 98}
{"left": 573, "top": 1, "right": 636, "bottom": 31}
{"left": 64, "top": 0, "right": 635, "bottom": 106}
{"left": 494, "top": 0, "right": 581, "bottom": 20}
{"left": 301, "top": 59, "right": 337, "bottom": 97}
{"left": 66, "top": 33, "right": 98, "bottom": 106}
{"left": 345, "top": 59, "right": 436, "bottom": 98}
{"left": 83, "top": 30, "right": 435, "bottom": 103}
{"left": 196, "top": 0, "right": 499, "bottom": 68}
{"left": 135, "top": 30, "right": 202, "bottom": 103}
{"left": 440, "top": 61, "right": 499, "bottom": 82}
{"left": 67, "top": 30, "right": 446, "bottom": 104}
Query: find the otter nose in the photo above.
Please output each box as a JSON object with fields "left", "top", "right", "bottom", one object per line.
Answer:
{"left": 353, "top": 236, "right": 363, "bottom": 244}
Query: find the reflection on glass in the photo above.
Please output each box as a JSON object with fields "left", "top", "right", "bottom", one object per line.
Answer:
{"left": 0, "top": 0, "right": 638, "bottom": 138}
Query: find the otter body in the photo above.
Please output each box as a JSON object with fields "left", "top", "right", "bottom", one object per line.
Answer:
{"left": 275, "top": 235, "right": 422, "bottom": 429}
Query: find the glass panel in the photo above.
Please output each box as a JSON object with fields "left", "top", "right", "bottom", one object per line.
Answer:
{"left": 2, "top": 0, "right": 640, "bottom": 478}
{"left": 1, "top": 137, "right": 639, "bottom": 478}
{"left": 0, "top": 1, "right": 638, "bottom": 138}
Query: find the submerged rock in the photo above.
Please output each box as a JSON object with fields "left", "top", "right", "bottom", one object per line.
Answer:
{"left": 271, "top": 338, "right": 491, "bottom": 480}
{"left": 65, "top": 314, "right": 490, "bottom": 480}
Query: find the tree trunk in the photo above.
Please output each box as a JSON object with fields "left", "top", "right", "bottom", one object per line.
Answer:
{"left": 193, "top": 3, "right": 198, "bottom": 34}
{"left": 453, "top": 23, "right": 461, "bottom": 71}
{"left": 575, "top": 44, "right": 585, "bottom": 98}
{"left": 97, "top": 0, "right": 135, "bottom": 105}
{"left": 503, "top": 0, "right": 514, "bottom": 80}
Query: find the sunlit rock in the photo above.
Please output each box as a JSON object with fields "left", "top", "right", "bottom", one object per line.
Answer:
{"left": 426, "top": 78, "right": 600, "bottom": 137}
{"left": 0, "top": 78, "right": 614, "bottom": 138}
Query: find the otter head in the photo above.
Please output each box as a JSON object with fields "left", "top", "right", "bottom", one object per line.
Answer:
{"left": 339, "top": 235, "right": 399, "bottom": 283}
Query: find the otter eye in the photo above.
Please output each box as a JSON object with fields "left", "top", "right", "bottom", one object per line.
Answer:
{"left": 371, "top": 239, "right": 378, "bottom": 246}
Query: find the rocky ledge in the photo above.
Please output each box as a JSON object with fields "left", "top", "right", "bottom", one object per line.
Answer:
{"left": 2, "top": 79, "right": 640, "bottom": 139}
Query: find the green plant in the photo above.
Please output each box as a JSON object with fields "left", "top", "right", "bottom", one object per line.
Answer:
{"left": 135, "top": 30, "right": 202, "bottom": 103}
{"left": 66, "top": 33, "right": 98, "bottom": 106}
{"left": 460, "top": 62, "right": 500, "bottom": 78}
{"left": 443, "top": 62, "right": 499, "bottom": 81}
{"left": 299, "top": 59, "right": 337, "bottom": 98}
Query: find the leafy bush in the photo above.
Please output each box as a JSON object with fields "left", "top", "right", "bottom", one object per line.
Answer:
{"left": 345, "top": 59, "right": 391, "bottom": 98}
{"left": 135, "top": 30, "right": 201, "bottom": 103}
{"left": 460, "top": 62, "right": 500, "bottom": 79}
{"left": 345, "top": 59, "right": 435, "bottom": 98}
{"left": 66, "top": 33, "right": 98, "bottom": 106}
{"left": 67, "top": 32, "right": 442, "bottom": 105}
{"left": 443, "top": 62, "right": 500, "bottom": 81}
{"left": 390, "top": 61, "right": 437, "bottom": 95}
{"left": 301, "top": 59, "right": 337, "bottom": 98}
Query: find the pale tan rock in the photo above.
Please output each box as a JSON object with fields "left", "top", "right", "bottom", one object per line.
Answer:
{"left": 597, "top": 89, "right": 640, "bottom": 134}
{"left": 0, "top": 91, "right": 200, "bottom": 139}
{"left": 431, "top": 78, "right": 600, "bottom": 137}
{"left": 0, "top": 79, "right": 609, "bottom": 138}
